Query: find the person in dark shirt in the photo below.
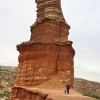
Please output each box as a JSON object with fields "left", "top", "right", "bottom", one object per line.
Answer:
{"left": 66, "top": 83, "right": 70, "bottom": 94}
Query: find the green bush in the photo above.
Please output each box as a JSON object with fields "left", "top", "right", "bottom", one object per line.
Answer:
{"left": 0, "top": 85, "right": 3, "bottom": 90}
{"left": 0, "top": 90, "right": 10, "bottom": 99}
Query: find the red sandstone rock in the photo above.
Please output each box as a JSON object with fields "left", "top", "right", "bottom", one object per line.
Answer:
{"left": 46, "top": 98, "right": 52, "bottom": 100}
{"left": 14, "top": 0, "right": 75, "bottom": 88}
{"left": 10, "top": 0, "right": 75, "bottom": 100}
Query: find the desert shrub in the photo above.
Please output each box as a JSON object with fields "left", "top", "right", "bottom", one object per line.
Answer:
{"left": 0, "top": 90, "right": 10, "bottom": 99}
{"left": 0, "top": 85, "right": 3, "bottom": 90}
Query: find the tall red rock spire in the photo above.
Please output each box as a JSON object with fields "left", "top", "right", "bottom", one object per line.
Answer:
{"left": 10, "top": 0, "right": 75, "bottom": 99}
{"left": 30, "top": 0, "right": 70, "bottom": 42}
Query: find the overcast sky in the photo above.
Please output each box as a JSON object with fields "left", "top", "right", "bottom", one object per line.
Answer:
{"left": 0, "top": 0, "right": 100, "bottom": 83}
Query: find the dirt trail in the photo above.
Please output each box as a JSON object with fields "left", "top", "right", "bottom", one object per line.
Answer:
{"left": 22, "top": 86, "right": 97, "bottom": 100}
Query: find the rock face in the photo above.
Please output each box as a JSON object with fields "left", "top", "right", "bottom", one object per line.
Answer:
{"left": 10, "top": 87, "right": 48, "bottom": 100}
{"left": 10, "top": 0, "right": 75, "bottom": 99}
{"left": 30, "top": 0, "right": 70, "bottom": 42}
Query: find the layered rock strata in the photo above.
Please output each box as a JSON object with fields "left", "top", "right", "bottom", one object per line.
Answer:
{"left": 10, "top": 0, "right": 75, "bottom": 99}
{"left": 14, "top": 41, "right": 74, "bottom": 86}
{"left": 30, "top": 0, "right": 70, "bottom": 42}
{"left": 10, "top": 86, "right": 48, "bottom": 100}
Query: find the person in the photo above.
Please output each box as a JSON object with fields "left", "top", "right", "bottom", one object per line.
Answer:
{"left": 66, "top": 83, "right": 70, "bottom": 94}
{"left": 64, "top": 85, "right": 67, "bottom": 93}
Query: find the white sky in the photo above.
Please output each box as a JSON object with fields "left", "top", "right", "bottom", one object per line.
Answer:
{"left": 0, "top": 0, "right": 100, "bottom": 83}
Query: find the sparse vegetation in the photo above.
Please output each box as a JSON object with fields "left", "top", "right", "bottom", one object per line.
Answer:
{"left": 74, "top": 78, "right": 100, "bottom": 99}
{"left": 0, "top": 85, "right": 3, "bottom": 90}
{"left": 0, "top": 90, "right": 10, "bottom": 100}
{"left": 0, "top": 66, "right": 17, "bottom": 86}
{"left": 0, "top": 66, "right": 17, "bottom": 100}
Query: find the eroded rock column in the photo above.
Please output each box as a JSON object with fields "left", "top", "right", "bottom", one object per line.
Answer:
{"left": 14, "top": 0, "right": 75, "bottom": 87}
{"left": 10, "top": 0, "right": 75, "bottom": 99}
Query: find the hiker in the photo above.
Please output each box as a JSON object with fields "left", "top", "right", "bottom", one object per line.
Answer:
{"left": 64, "top": 85, "right": 67, "bottom": 93}
{"left": 66, "top": 83, "right": 70, "bottom": 94}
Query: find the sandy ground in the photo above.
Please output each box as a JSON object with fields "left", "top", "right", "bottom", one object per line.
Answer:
{"left": 21, "top": 86, "right": 98, "bottom": 100}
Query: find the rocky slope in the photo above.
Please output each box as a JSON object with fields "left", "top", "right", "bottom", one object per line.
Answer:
{"left": 0, "top": 66, "right": 100, "bottom": 100}
{"left": 74, "top": 78, "right": 100, "bottom": 99}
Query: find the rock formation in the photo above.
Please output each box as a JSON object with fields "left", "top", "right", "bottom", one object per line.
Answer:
{"left": 10, "top": 0, "right": 75, "bottom": 99}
